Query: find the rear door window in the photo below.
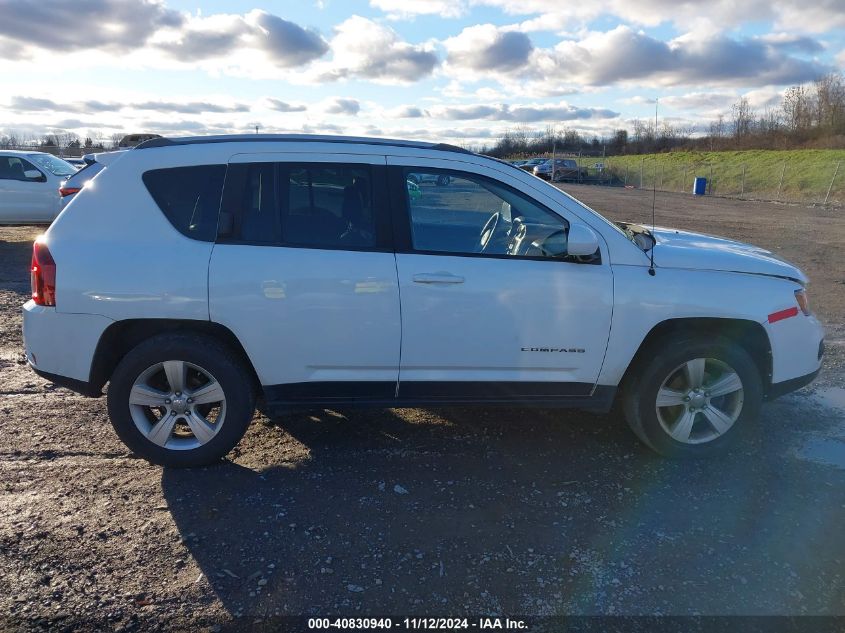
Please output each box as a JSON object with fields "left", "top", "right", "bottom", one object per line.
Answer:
{"left": 142, "top": 165, "right": 226, "bottom": 241}
{"left": 221, "top": 162, "right": 378, "bottom": 250}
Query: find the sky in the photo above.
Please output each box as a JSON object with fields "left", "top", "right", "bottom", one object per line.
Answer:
{"left": 0, "top": 0, "right": 843, "bottom": 147}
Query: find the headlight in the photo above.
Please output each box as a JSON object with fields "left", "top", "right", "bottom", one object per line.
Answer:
{"left": 795, "top": 288, "right": 810, "bottom": 315}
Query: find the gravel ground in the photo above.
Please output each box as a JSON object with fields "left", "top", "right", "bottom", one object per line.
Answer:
{"left": 0, "top": 186, "right": 843, "bottom": 630}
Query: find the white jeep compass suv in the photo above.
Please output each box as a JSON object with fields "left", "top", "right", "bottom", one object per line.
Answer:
{"left": 23, "top": 135, "right": 824, "bottom": 467}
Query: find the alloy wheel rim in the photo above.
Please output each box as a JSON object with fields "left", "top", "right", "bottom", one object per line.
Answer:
{"left": 128, "top": 360, "right": 226, "bottom": 451}
{"left": 655, "top": 357, "right": 744, "bottom": 445}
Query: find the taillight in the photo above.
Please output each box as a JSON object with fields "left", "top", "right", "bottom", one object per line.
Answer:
{"left": 795, "top": 289, "right": 810, "bottom": 315}
{"left": 31, "top": 239, "right": 56, "bottom": 307}
{"left": 59, "top": 186, "right": 81, "bottom": 197}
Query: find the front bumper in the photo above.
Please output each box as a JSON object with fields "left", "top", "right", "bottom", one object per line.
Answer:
{"left": 766, "top": 367, "right": 821, "bottom": 401}
{"left": 765, "top": 312, "right": 824, "bottom": 385}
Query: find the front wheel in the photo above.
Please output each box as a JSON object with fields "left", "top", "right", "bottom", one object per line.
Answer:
{"left": 107, "top": 333, "right": 256, "bottom": 467}
{"left": 435, "top": 175, "right": 450, "bottom": 186}
{"left": 622, "top": 337, "right": 762, "bottom": 458}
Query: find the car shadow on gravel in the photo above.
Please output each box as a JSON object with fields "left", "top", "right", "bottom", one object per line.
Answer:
{"left": 160, "top": 404, "right": 845, "bottom": 619}
{"left": 0, "top": 238, "right": 35, "bottom": 292}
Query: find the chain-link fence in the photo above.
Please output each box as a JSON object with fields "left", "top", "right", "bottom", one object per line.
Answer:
{"left": 583, "top": 157, "right": 845, "bottom": 206}
{"left": 0, "top": 144, "right": 110, "bottom": 158}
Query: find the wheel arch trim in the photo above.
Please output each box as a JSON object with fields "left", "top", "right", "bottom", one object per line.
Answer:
{"left": 89, "top": 318, "right": 260, "bottom": 394}
{"left": 618, "top": 317, "right": 773, "bottom": 396}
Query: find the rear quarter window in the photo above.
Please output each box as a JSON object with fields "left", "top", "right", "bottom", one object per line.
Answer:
{"left": 142, "top": 165, "right": 225, "bottom": 241}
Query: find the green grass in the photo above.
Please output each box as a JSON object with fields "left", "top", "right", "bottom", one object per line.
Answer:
{"left": 581, "top": 149, "right": 845, "bottom": 204}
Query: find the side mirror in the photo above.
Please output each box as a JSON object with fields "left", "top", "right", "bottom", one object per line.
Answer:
{"left": 24, "top": 169, "right": 43, "bottom": 181}
{"left": 566, "top": 223, "right": 600, "bottom": 257}
{"left": 535, "top": 230, "right": 569, "bottom": 258}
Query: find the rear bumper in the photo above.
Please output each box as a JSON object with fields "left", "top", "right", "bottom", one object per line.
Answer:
{"left": 22, "top": 300, "right": 112, "bottom": 396}
{"left": 31, "top": 366, "right": 102, "bottom": 397}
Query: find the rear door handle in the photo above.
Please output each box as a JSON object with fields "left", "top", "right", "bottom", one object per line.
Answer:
{"left": 412, "top": 273, "right": 465, "bottom": 285}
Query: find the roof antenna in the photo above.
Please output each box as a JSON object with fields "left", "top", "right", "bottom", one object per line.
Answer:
{"left": 648, "top": 97, "right": 658, "bottom": 277}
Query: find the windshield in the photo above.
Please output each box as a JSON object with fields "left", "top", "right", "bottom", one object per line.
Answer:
{"left": 27, "top": 153, "right": 76, "bottom": 177}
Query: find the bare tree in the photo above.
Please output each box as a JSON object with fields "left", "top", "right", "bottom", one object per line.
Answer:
{"left": 814, "top": 72, "right": 845, "bottom": 131}
{"left": 782, "top": 85, "right": 811, "bottom": 132}
{"left": 731, "top": 97, "right": 754, "bottom": 140}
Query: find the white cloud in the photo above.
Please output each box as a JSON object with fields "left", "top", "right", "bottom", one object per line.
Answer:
{"left": 0, "top": 0, "right": 183, "bottom": 55}
{"left": 439, "top": 25, "right": 828, "bottom": 96}
{"left": 312, "top": 16, "right": 439, "bottom": 83}
{"left": 386, "top": 105, "right": 427, "bottom": 118}
{"left": 154, "top": 9, "right": 329, "bottom": 67}
{"left": 369, "top": 0, "right": 466, "bottom": 19}
{"left": 4, "top": 95, "right": 250, "bottom": 114}
{"left": 428, "top": 101, "right": 618, "bottom": 122}
{"left": 322, "top": 97, "right": 361, "bottom": 115}
{"left": 443, "top": 24, "right": 533, "bottom": 72}
{"left": 659, "top": 92, "right": 735, "bottom": 115}
{"left": 528, "top": 27, "right": 830, "bottom": 88}
{"left": 265, "top": 98, "right": 307, "bottom": 112}
{"left": 474, "top": 0, "right": 845, "bottom": 34}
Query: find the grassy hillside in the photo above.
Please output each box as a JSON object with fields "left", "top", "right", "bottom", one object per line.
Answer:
{"left": 582, "top": 149, "right": 845, "bottom": 204}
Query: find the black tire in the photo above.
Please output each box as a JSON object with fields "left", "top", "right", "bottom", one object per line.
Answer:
{"left": 107, "top": 333, "right": 256, "bottom": 467}
{"left": 622, "top": 336, "right": 762, "bottom": 458}
{"left": 435, "top": 175, "right": 450, "bottom": 186}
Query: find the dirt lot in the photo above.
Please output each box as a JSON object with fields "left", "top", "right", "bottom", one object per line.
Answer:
{"left": 1, "top": 187, "right": 844, "bottom": 630}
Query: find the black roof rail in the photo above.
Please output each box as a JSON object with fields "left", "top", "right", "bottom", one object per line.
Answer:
{"left": 134, "top": 134, "right": 474, "bottom": 155}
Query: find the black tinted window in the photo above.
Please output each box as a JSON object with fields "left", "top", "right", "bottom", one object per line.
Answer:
{"left": 143, "top": 165, "right": 226, "bottom": 242}
{"left": 222, "top": 162, "right": 279, "bottom": 243}
{"left": 223, "top": 163, "right": 376, "bottom": 249}
{"left": 0, "top": 156, "right": 41, "bottom": 181}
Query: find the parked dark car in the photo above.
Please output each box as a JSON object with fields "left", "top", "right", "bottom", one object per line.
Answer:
{"left": 533, "top": 158, "right": 588, "bottom": 181}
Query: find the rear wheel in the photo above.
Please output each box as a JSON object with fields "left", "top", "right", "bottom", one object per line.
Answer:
{"left": 622, "top": 337, "right": 762, "bottom": 457}
{"left": 107, "top": 333, "right": 256, "bottom": 467}
{"left": 436, "top": 175, "right": 450, "bottom": 186}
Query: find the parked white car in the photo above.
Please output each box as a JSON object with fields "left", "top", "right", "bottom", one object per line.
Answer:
{"left": 407, "top": 171, "right": 451, "bottom": 186}
{"left": 0, "top": 150, "right": 77, "bottom": 223}
{"left": 22, "top": 135, "right": 824, "bottom": 467}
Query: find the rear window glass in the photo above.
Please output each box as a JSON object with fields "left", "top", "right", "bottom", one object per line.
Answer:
{"left": 142, "top": 165, "right": 226, "bottom": 241}
{"left": 65, "top": 162, "right": 103, "bottom": 187}
{"left": 27, "top": 153, "right": 76, "bottom": 177}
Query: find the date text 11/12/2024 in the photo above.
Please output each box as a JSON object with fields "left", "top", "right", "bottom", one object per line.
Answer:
{"left": 307, "top": 617, "right": 528, "bottom": 629}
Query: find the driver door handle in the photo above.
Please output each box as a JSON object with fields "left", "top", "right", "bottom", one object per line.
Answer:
{"left": 412, "top": 273, "right": 465, "bottom": 285}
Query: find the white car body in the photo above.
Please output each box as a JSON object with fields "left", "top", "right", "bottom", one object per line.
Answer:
{"left": 58, "top": 151, "right": 124, "bottom": 211}
{"left": 0, "top": 150, "right": 76, "bottom": 223}
{"left": 21, "top": 135, "right": 824, "bottom": 464}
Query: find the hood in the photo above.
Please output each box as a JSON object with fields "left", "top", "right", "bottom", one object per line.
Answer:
{"left": 650, "top": 226, "right": 807, "bottom": 284}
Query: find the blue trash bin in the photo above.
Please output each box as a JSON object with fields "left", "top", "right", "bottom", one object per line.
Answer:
{"left": 693, "top": 177, "right": 707, "bottom": 195}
